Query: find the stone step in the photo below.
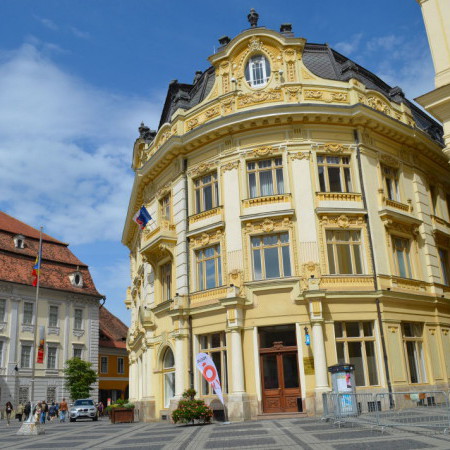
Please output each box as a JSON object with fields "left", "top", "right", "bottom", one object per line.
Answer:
{"left": 256, "top": 412, "right": 308, "bottom": 420}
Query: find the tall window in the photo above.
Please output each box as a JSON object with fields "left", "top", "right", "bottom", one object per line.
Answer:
{"left": 194, "top": 172, "right": 219, "bottom": 214}
{"left": 392, "top": 237, "right": 413, "bottom": 278}
{"left": 163, "top": 348, "right": 175, "bottom": 408}
{"left": 430, "top": 185, "right": 438, "bottom": 215}
{"left": 317, "top": 155, "right": 352, "bottom": 193}
{"left": 446, "top": 194, "right": 450, "bottom": 220}
{"left": 0, "top": 341, "right": 3, "bottom": 366}
{"left": 161, "top": 262, "right": 172, "bottom": 301}
{"left": 199, "top": 333, "right": 228, "bottom": 395}
{"left": 160, "top": 194, "right": 171, "bottom": 221}
{"left": 21, "top": 344, "right": 32, "bottom": 368}
{"left": 47, "top": 347, "right": 57, "bottom": 369}
{"left": 100, "top": 356, "right": 108, "bottom": 374}
{"left": 402, "top": 323, "right": 426, "bottom": 384}
{"left": 74, "top": 309, "right": 83, "bottom": 329}
{"left": 335, "top": 321, "right": 379, "bottom": 386}
{"left": 117, "top": 357, "right": 125, "bottom": 375}
{"left": 0, "top": 299, "right": 5, "bottom": 322}
{"left": 245, "top": 54, "right": 271, "bottom": 87}
{"left": 73, "top": 347, "right": 82, "bottom": 359}
{"left": 48, "top": 305, "right": 58, "bottom": 327}
{"left": 19, "top": 387, "right": 29, "bottom": 404}
{"left": 23, "top": 302, "right": 33, "bottom": 325}
{"left": 47, "top": 387, "right": 56, "bottom": 404}
{"left": 439, "top": 248, "right": 450, "bottom": 286}
{"left": 196, "top": 245, "right": 222, "bottom": 290}
{"left": 326, "top": 230, "right": 363, "bottom": 275}
{"left": 251, "top": 232, "right": 291, "bottom": 280}
{"left": 382, "top": 165, "right": 400, "bottom": 201}
{"left": 247, "top": 158, "right": 284, "bottom": 198}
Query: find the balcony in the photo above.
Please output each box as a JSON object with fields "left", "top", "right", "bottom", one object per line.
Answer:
{"left": 188, "top": 206, "right": 223, "bottom": 230}
{"left": 378, "top": 189, "right": 413, "bottom": 214}
{"left": 141, "top": 220, "right": 177, "bottom": 266}
{"left": 242, "top": 193, "right": 291, "bottom": 208}
{"left": 316, "top": 192, "right": 362, "bottom": 202}
{"left": 320, "top": 275, "right": 374, "bottom": 291}
{"left": 378, "top": 274, "right": 432, "bottom": 294}
{"left": 431, "top": 215, "right": 450, "bottom": 238}
{"left": 189, "top": 286, "right": 230, "bottom": 308}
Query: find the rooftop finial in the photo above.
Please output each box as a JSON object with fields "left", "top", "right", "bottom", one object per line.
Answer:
{"left": 248, "top": 8, "right": 259, "bottom": 28}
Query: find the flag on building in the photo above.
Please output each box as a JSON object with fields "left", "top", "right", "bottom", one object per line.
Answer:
{"left": 196, "top": 352, "right": 224, "bottom": 404}
{"left": 133, "top": 206, "right": 152, "bottom": 230}
{"left": 32, "top": 247, "right": 42, "bottom": 287}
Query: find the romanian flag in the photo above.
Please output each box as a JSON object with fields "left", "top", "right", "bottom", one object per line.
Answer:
{"left": 32, "top": 248, "right": 42, "bottom": 287}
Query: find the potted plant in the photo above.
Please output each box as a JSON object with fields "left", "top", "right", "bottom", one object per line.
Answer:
{"left": 106, "top": 399, "right": 135, "bottom": 424}
{"left": 172, "top": 389, "right": 213, "bottom": 425}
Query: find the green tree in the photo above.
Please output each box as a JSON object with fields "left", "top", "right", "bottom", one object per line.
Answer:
{"left": 64, "top": 357, "right": 97, "bottom": 400}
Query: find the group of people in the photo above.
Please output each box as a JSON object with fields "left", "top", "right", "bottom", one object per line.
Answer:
{"left": 4, "top": 398, "right": 69, "bottom": 426}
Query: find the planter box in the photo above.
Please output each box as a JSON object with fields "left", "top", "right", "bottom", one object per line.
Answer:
{"left": 110, "top": 408, "right": 134, "bottom": 424}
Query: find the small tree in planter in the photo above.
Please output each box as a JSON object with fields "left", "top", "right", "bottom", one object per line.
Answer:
{"left": 172, "top": 389, "right": 213, "bottom": 425}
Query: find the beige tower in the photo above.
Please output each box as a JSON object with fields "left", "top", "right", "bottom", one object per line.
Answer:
{"left": 415, "top": 0, "right": 450, "bottom": 161}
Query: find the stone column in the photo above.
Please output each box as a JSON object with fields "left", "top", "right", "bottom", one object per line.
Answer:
{"left": 230, "top": 328, "right": 245, "bottom": 394}
{"left": 174, "top": 336, "right": 186, "bottom": 398}
{"left": 311, "top": 321, "right": 329, "bottom": 390}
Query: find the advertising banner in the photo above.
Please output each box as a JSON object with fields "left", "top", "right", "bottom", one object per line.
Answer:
{"left": 196, "top": 352, "right": 224, "bottom": 404}
{"left": 37, "top": 325, "right": 45, "bottom": 363}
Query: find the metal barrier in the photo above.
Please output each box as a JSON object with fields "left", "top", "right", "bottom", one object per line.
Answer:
{"left": 322, "top": 391, "right": 450, "bottom": 433}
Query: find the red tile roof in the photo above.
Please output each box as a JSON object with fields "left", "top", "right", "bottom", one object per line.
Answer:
{"left": 0, "top": 211, "right": 102, "bottom": 297}
{"left": 99, "top": 307, "right": 128, "bottom": 349}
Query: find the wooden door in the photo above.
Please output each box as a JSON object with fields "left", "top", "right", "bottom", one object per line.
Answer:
{"left": 260, "top": 348, "right": 301, "bottom": 413}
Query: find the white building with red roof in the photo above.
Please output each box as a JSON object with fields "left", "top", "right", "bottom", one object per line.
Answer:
{"left": 0, "top": 211, "right": 104, "bottom": 405}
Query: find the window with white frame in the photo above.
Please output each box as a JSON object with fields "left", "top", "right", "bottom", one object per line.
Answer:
{"left": 117, "top": 357, "right": 125, "bottom": 374}
{"left": 247, "top": 157, "right": 284, "bottom": 198}
{"left": 196, "top": 245, "right": 222, "bottom": 290}
{"left": 74, "top": 309, "right": 83, "bottom": 329}
{"left": 47, "top": 387, "right": 56, "bottom": 403}
{"left": 73, "top": 347, "right": 83, "bottom": 359}
{"left": 19, "top": 387, "right": 29, "bottom": 404}
{"left": 199, "top": 333, "right": 228, "bottom": 395}
{"left": 0, "top": 341, "right": 4, "bottom": 367}
{"left": 382, "top": 165, "right": 400, "bottom": 201}
{"left": 429, "top": 184, "right": 439, "bottom": 215}
{"left": 335, "top": 321, "right": 379, "bottom": 386}
{"left": 100, "top": 356, "right": 108, "bottom": 374}
{"left": 317, "top": 155, "right": 352, "bottom": 193}
{"left": 402, "top": 323, "right": 426, "bottom": 384}
{"left": 392, "top": 236, "right": 413, "bottom": 278}
{"left": 160, "top": 262, "right": 172, "bottom": 301}
{"left": 245, "top": 54, "right": 271, "bottom": 87}
{"left": 23, "top": 302, "right": 33, "bottom": 325}
{"left": 21, "top": 344, "right": 32, "bottom": 368}
{"left": 163, "top": 348, "right": 175, "bottom": 408}
{"left": 251, "top": 232, "right": 292, "bottom": 280}
{"left": 47, "top": 346, "right": 57, "bottom": 369}
{"left": 160, "top": 194, "right": 171, "bottom": 221}
{"left": 0, "top": 299, "right": 5, "bottom": 322}
{"left": 438, "top": 248, "right": 450, "bottom": 286}
{"left": 48, "top": 305, "right": 58, "bottom": 327}
{"left": 194, "top": 172, "right": 219, "bottom": 214}
{"left": 326, "top": 230, "right": 363, "bottom": 275}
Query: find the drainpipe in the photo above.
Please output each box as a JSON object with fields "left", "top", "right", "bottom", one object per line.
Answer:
{"left": 354, "top": 129, "right": 394, "bottom": 407}
{"left": 183, "top": 157, "right": 194, "bottom": 389}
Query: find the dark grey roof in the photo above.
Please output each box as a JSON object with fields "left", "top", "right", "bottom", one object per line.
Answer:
{"left": 154, "top": 38, "right": 443, "bottom": 146}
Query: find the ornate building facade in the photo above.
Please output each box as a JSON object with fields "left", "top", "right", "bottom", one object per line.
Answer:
{"left": 0, "top": 211, "right": 102, "bottom": 405}
{"left": 122, "top": 15, "right": 450, "bottom": 421}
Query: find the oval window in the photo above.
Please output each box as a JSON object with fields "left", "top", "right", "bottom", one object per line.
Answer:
{"left": 245, "top": 54, "right": 271, "bottom": 88}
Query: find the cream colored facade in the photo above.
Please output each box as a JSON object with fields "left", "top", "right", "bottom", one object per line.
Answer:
{"left": 123, "top": 23, "right": 450, "bottom": 421}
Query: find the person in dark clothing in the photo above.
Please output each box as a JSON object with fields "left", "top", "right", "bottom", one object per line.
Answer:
{"left": 24, "top": 402, "right": 31, "bottom": 421}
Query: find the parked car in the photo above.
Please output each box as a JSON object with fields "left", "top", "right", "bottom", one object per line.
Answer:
{"left": 69, "top": 399, "right": 98, "bottom": 422}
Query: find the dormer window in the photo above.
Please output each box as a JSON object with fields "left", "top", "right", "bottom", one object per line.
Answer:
{"left": 69, "top": 270, "right": 83, "bottom": 288}
{"left": 245, "top": 54, "right": 271, "bottom": 88}
{"left": 13, "top": 235, "right": 25, "bottom": 249}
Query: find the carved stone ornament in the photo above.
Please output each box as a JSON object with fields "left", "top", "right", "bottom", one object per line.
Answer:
{"left": 319, "top": 214, "right": 364, "bottom": 228}
{"left": 367, "top": 96, "right": 390, "bottom": 114}
{"left": 302, "top": 261, "right": 320, "bottom": 279}
{"left": 304, "top": 90, "right": 348, "bottom": 103}
{"left": 382, "top": 217, "right": 420, "bottom": 237}
{"left": 191, "top": 229, "right": 224, "bottom": 248}
{"left": 337, "top": 215, "right": 350, "bottom": 228}
{"left": 262, "top": 219, "right": 275, "bottom": 233}
{"left": 47, "top": 327, "right": 60, "bottom": 336}
{"left": 221, "top": 160, "right": 240, "bottom": 172}
{"left": 186, "top": 118, "right": 199, "bottom": 131}
{"left": 73, "top": 329, "right": 85, "bottom": 338}
{"left": 251, "top": 146, "right": 274, "bottom": 158}
{"left": 380, "top": 154, "right": 400, "bottom": 168}
{"left": 290, "top": 152, "right": 310, "bottom": 161}
{"left": 245, "top": 217, "right": 293, "bottom": 234}
{"left": 237, "top": 90, "right": 282, "bottom": 108}
{"left": 188, "top": 161, "right": 217, "bottom": 177}
{"left": 248, "top": 37, "right": 263, "bottom": 51}
{"left": 22, "top": 324, "right": 34, "bottom": 333}
{"left": 0, "top": 322, "right": 6, "bottom": 332}
{"left": 323, "top": 143, "right": 345, "bottom": 154}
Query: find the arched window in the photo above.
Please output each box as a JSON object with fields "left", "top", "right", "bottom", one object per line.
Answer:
{"left": 162, "top": 348, "right": 175, "bottom": 408}
{"left": 245, "top": 54, "right": 271, "bottom": 87}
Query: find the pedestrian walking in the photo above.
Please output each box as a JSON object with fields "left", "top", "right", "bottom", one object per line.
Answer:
{"left": 98, "top": 401, "right": 104, "bottom": 417}
{"left": 5, "top": 401, "right": 13, "bottom": 426}
{"left": 59, "top": 398, "right": 68, "bottom": 423}
{"left": 16, "top": 402, "right": 24, "bottom": 422}
{"left": 24, "top": 401, "right": 31, "bottom": 421}
{"left": 40, "top": 400, "right": 48, "bottom": 424}
{"left": 49, "top": 402, "right": 57, "bottom": 421}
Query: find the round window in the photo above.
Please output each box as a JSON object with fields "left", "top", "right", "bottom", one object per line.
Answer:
{"left": 245, "top": 54, "right": 271, "bottom": 88}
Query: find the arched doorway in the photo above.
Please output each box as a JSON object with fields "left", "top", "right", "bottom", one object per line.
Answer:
{"left": 162, "top": 347, "right": 175, "bottom": 408}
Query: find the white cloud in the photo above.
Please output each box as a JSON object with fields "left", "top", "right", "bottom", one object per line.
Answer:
{"left": 334, "top": 33, "right": 363, "bottom": 56}
{"left": 0, "top": 40, "right": 162, "bottom": 245}
{"left": 34, "top": 16, "right": 59, "bottom": 31}
{"left": 70, "top": 26, "right": 90, "bottom": 39}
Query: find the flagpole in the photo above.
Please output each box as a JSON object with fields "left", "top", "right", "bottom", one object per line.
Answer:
{"left": 30, "top": 227, "right": 43, "bottom": 404}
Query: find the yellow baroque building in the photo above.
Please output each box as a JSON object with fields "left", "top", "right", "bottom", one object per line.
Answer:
{"left": 122, "top": 16, "right": 450, "bottom": 422}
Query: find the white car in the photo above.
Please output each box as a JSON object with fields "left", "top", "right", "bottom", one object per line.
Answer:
{"left": 69, "top": 399, "right": 98, "bottom": 422}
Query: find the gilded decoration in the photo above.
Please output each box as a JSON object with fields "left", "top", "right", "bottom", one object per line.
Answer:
{"left": 237, "top": 89, "right": 282, "bottom": 108}
{"left": 304, "top": 90, "right": 348, "bottom": 103}
{"left": 301, "top": 261, "right": 321, "bottom": 290}
{"left": 190, "top": 228, "right": 224, "bottom": 249}
{"left": 220, "top": 160, "right": 240, "bottom": 172}
{"left": 242, "top": 193, "right": 291, "bottom": 208}
{"left": 188, "top": 161, "right": 218, "bottom": 178}
{"left": 286, "top": 87, "right": 300, "bottom": 101}
{"left": 290, "top": 151, "right": 310, "bottom": 161}
{"left": 367, "top": 96, "right": 391, "bottom": 114}
{"left": 248, "top": 37, "right": 263, "bottom": 52}
{"left": 248, "top": 145, "right": 277, "bottom": 158}
{"left": 319, "top": 214, "right": 364, "bottom": 228}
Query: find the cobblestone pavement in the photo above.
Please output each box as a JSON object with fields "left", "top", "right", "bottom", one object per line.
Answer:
{"left": 2, "top": 416, "right": 450, "bottom": 449}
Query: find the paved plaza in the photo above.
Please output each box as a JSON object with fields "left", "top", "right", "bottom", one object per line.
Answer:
{"left": 2, "top": 416, "right": 450, "bottom": 449}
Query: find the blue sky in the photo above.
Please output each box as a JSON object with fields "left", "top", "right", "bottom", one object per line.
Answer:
{"left": 0, "top": 1, "right": 434, "bottom": 325}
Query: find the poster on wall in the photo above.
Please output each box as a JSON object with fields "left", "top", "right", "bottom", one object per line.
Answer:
{"left": 36, "top": 325, "right": 45, "bottom": 363}
{"left": 196, "top": 352, "right": 224, "bottom": 404}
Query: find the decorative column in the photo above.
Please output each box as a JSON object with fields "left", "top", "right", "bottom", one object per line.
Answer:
{"left": 174, "top": 335, "right": 186, "bottom": 397}
{"left": 230, "top": 328, "right": 245, "bottom": 394}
